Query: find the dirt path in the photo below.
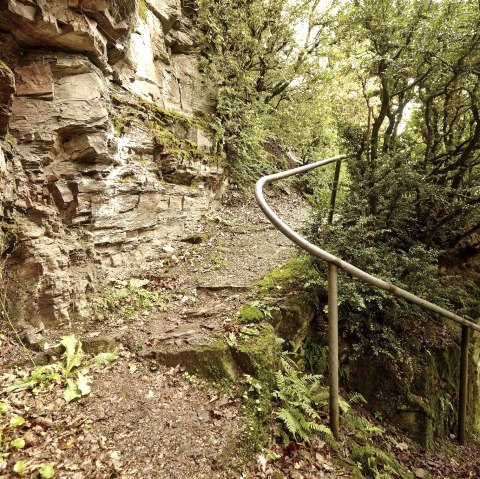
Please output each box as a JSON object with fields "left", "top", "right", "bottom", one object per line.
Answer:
{"left": 1, "top": 190, "right": 318, "bottom": 478}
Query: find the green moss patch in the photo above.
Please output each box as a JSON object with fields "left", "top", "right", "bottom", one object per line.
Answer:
{"left": 236, "top": 303, "right": 267, "bottom": 324}
{"left": 349, "top": 441, "right": 413, "bottom": 479}
{"left": 147, "top": 341, "right": 239, "bottom": 387}
{"left": 230, "top": 324, "right": 283, "bottom": 387}
{"left": 256, "top": 255, "right": 317, "bottom": 297}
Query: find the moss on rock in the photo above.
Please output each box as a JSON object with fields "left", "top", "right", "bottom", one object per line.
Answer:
{"left": 146, "top": 341, "right": 240, "bottom": 385}
{"left": 111, "top": 91, "right": 216, "bottom": 165}
{"left": 236, "top": 303, "right": 266, "bottom": 324}
{"left": 230, "top": 324, "right": 283, "bottom": 387}
{"left": 256, "top": 255, "right": 316, "bottom": 297}
{"left": 349, "top": 441, "right": 413, "bottom": 479}
{"left": 268, "top": 293, "right": 318, "bottom": 351}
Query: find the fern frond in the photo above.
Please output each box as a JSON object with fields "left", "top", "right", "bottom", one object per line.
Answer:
{"left": 339, "top": 396, "right": 351, "bottom": 413}
{"left": 308, "top": 422, "right": 333, "bottom": 436}
{"left": 277, "top": 408, "right": 302, "bottom": 438}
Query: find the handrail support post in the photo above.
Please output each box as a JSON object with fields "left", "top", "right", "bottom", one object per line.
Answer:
{"left": 328, "top": 160, "right": 342, "bottom": 225}
{"left": 458, "top": 325, "right": 470, "bottom": 445}
{"left": 328, "top": 263, "right": 340, "bottom": 440}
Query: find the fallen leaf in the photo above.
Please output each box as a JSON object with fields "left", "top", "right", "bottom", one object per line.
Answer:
{"left": 59, "top": 436, "right": 76, "bottom": 450}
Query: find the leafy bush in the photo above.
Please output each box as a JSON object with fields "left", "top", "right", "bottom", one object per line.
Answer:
{"left": 7, "top": 335, "right": 117, "bottom": 402}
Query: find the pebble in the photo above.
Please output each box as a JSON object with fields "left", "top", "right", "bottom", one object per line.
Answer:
{"left": 415, "top": 468, "right": 428, "bottom": 478}
{"left": 163, "top": 244, "right": 175, "bottom": 253}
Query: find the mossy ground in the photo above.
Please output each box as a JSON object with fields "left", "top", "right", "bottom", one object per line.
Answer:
{"left": 256, "top": 254, "right": 317, "bottom": 297}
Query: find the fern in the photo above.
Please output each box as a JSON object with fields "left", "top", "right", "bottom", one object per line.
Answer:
{"left": 273, "top": 357, "right": 332, "bottom": 443}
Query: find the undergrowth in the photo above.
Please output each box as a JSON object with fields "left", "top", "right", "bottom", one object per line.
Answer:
{"left": 1, "top": 335, "right": 117, "bottom": 476}
{"left": 94, "top": 278, "right": 168, "bottom": 321}
{"left": 234, "top": 310, "right": 415, "bottom": 478}
{"left": 273, "top": 357, "right": 332, "bottom": 444}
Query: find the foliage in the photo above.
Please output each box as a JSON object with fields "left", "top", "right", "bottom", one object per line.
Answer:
{"left": 303, "top": 341, "right": 328, "bottom": 374}
{"left": 241, "top": 374, "right": 275, "bottom": 450}
{"left": 336, "top": 0, "right": 480, "bottom": 259}
{"left": 1, "top": 338, "right": 118, "bottom": 473}
{"left": 299, "top": 0, "right": 480, "bottom": 366}
{"left": 7, "top": 335, "right": 117, "bottom": 403}
{"left": 0, "top": 402, "right": 27, "bottom": 467}
{"left": 8, "top": 335, "right": 89, "bottom": 402}
{"left": 94, "top": 278, "right": 168, "bottom": 321}
{"left": 198, "top": 0, "right": 341, "bottom": 186}
{"left": 6, "top": 364, "right": 62, "bottom": 394}
{"left": 39, "top": 463, "right": 55, "bottom": 478}
{"left": 273, "top": 358, "right": 332, "bottom": 443}
{"left": 0, "top": 400, "right": 59, "bottom": 477}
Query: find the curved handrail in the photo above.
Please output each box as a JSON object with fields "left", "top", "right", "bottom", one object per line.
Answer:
{"left": 254, "top": 154, "right": 480, "bottom": 333}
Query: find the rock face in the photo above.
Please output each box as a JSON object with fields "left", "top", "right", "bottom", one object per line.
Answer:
{"left": 0, "top": 62, "right": 15, "bottom": 137}
{"left": 0, "top": 0, "right": 220, "bottom": 330}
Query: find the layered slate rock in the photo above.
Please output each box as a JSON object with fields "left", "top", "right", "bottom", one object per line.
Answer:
{"left": 0, "top": 62, "right": 15, "bottom": 137}
{"left": 0, "top": 1, "right": 221, "bottom": 330}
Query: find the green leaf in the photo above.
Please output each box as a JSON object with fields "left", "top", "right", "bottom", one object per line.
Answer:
{"left": 13, "top": 460, "right": 26, "bottom": 474}
{"left": 77, "top": 373, "right": 91, "bottom": 397}
{"left": 64, "top": 378, "right": 81, "bottom": 403}
{"left": 9, "top": 415, "right": 25, "bottom": 427}
{"left": 92, "top": 352, "right": 118, "bottom": 365}
{"left": 0, "top": 401, "right": 8, "bottom": 413}
{"left": 7, "top": 364, "right": 62, "bottom": 393}
{"left": 39, "top": 463, "right": 55, "bottom": 478}
{"left": 11, "top": 437, "right": 25, "bottom": 449}
{"left": 61, "top": 334, "right": 83, "bottom": 378}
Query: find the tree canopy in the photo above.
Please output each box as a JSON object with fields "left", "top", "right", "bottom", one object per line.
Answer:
{"left": 199, "top": 0, "right": 480, "bottom": 358}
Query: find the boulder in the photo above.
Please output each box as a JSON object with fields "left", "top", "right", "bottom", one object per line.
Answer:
{"left": 146, "top": 0, "right": 181, "bottom": 33}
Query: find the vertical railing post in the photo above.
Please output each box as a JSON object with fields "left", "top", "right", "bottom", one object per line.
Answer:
{"left": 328, "top": 263, "right": 340, "bottom": 439}
{"left": 328, "top": 160, "right": 342, "bottom": 225}
{"left": 458, "top": 325, "right": 470, "bottom": 445}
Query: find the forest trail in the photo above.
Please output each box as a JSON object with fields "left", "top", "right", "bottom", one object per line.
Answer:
{"left": 2, "top": 190, "right": 341, "bottom": 478}
{"left": 3, "top": 190, "right": 480, "bottom": 479}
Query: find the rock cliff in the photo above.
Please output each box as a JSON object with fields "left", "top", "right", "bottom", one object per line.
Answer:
{"left": 0, "top": 0, "right": 221, "bottom": 333}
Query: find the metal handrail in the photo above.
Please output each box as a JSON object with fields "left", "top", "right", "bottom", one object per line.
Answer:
{"left": 255, "top": 154, "right": 478, "bottom": 444}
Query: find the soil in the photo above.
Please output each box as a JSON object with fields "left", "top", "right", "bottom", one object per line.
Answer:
{"left": 2, "top": 189, "right": 480, "bottom": 479}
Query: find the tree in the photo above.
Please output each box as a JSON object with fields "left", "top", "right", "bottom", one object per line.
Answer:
{"left": 335, "top": 0, "right": 480, "bottom": 258}
{"left": 198, "top": 0, "right": 338, "bottom": 184}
